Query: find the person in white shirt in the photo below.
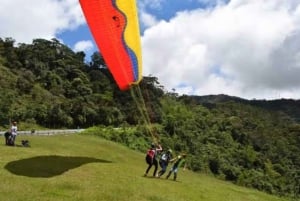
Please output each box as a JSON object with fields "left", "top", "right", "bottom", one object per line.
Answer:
{"left": 157, "top": 149, "right": 173, "bottom": 177}
{"left": 10, "top": 121, "right": 18, "bottom": 145}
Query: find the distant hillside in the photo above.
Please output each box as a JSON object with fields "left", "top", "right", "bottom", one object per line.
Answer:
{"left": 189, "top": 94, "right": 300, "bottom": 122}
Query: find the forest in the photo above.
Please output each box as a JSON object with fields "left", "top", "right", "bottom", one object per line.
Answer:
{"left": 0, "top": 37, "right": 299, "bottom": 199}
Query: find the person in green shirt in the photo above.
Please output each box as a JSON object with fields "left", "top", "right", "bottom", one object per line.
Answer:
{"left": 166, "top": 153, "right": 187, "bottom": 181}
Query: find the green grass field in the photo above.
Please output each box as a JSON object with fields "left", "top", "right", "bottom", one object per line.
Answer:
{"left": 0, "top": 134, "right": 291, "bottom": 201}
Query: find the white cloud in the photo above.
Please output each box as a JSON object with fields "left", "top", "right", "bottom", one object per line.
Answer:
{"left": 73, "top": 40, "right": 94, "bottom": 52}
{"left": 0, "top": 0, "right": 84, "bottom": 44}
{"left": 142, "top": 0, "right": 300, "bottom": 99}
{"left": 140, "top": 11, "right": 159, "bottom": 28}
{"left": 138, "top": 0, "right": 161, "bottom": 29}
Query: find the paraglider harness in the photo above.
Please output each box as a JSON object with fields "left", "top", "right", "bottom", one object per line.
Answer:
{"left": 21, "top": 140, "right": 30, "bottom": 147}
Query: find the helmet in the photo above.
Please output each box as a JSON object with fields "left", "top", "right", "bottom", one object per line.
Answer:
{"left": 151, "top": 143, "right": 155, "bottom": 148}
{"left": 167, "top": 149, "right": 172, "bottom": 153}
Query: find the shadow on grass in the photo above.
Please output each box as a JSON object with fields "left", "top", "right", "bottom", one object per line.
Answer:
{"left": 142, "top": 175, "right": 182, "bottom": 183}
{"left": 5, "top": 155, "right": 112, "bottom": 178}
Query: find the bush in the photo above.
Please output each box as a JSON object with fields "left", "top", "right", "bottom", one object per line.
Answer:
{"left": 209, "top": 158, "right": 220, "bottom": 174}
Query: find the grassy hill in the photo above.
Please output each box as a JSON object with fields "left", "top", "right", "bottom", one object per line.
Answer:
{"left": 0, "top": 134, "right": 291, "bottom": 201}
{"left": 190, "top": 94, "right": 300, "bottom": 122}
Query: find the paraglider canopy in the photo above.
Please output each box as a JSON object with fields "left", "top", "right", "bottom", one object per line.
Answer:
{"left": 79, "top": 0, "right": 143, "bottom": 90}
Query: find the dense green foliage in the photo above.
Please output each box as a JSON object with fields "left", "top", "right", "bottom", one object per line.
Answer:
{"left": 0, "top": 37, "right": 299, "bottom": 199}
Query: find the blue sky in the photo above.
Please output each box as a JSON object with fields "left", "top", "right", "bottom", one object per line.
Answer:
{"left": 1, "top": 0, "right": 300, "bottom": 100}
{"left": 58, "top": 25, "right": 92, "bottom": 48}
{"left": 140, "top": 0, "right": 204, "bottom": 21}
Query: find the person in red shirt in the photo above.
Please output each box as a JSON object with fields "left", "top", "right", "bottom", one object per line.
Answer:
{"left": 144, "top": 143, "right": 162, "bottom": 177}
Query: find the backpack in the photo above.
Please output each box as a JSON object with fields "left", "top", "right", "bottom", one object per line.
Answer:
{"left": 21, "top": 140, "right": 30, "bottom": 147}
{"left": 146, "top": 148, "right": 155, "bottom": 159}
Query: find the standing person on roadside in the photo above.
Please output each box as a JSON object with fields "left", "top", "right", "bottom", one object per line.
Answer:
{"left": 10, "top": 121, "right": 18, "bottom": 146}
{"left": 144, "top": 143, "right": 162, "bottom": 177}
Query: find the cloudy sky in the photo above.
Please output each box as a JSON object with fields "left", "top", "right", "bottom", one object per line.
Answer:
{"left": 1, "top": 0, "right": 300, "bottom": 100}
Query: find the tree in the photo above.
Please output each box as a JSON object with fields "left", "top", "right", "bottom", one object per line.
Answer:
{"left": 90, "top": 52, "right": 106, "bottom": 69}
